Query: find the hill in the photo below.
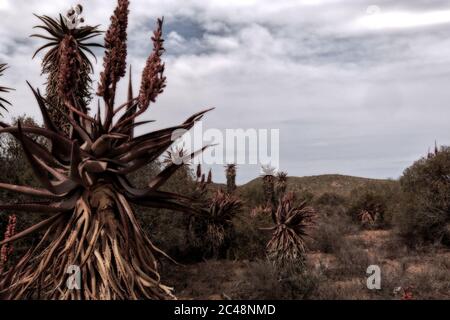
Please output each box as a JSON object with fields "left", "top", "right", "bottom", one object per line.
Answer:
{"left": 237, "top": 174, "right": 398, "bottom": 206}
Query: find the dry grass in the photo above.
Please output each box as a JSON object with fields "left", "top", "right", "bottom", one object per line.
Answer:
{"left": 161, "top": 214, "right": 449, "bottom": 300}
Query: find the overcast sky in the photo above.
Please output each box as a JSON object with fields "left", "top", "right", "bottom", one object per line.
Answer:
{"left": 1, "top": 0, "right": 450, "bottom": 184}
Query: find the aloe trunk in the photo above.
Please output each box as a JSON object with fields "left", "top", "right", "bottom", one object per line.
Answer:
{"left": 2, "top": 185, "right": 176, "bottom": 299}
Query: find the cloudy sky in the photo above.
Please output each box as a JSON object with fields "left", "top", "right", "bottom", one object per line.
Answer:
{"left": 1, "top": 0, "right": 450, "bottom": 184}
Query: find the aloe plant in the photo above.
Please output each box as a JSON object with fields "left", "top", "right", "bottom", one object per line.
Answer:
{"left": 262, "top": 192, "right": 315, "bottom": 268}
{"left": 261, "top": 165, "right": 276, "bottom": 209}
{"left": 275, "top": 171, "right": 288, "bottom": 197}
{"left": 0, "top": 64, "right": 13, "bottom": 115}
{"left": 0, "top": 1, "right": 211, "bottom": 300}
{"left": 225, "top": 164, "right": 237, "bottom": 194}
{"left": 31, "top": 7, "right": 102, "bottom": 133}
{"left": 189, "top": 189, "right": 241, "bottom": 258}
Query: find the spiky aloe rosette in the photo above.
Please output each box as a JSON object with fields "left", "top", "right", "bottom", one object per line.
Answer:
{"left": 0, "top": 0, "right": 211, "bottom": 300}
{"left": 0, "top": 64, "right": 13, "bottom": 115}
{"left": 261, "top": 165, "right": 276, "bottom": 209}
{"left": 275, "top": 171, "right": 288, "bottom": 197}
{"left": 205, "top": 190, "right": 241, "bottom": 253}
{"left": 262, "top": 192, "right": 315, "bottom": 268}
{"left": 188, "top": 189, "right": 241, "bottom": 258}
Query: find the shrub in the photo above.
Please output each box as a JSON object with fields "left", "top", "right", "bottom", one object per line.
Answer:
{"left": 333, "top": 239, "right": 371, "bottom": 277}
{"left": 236, "top": 260, "right": 323, "bottom": 300}
{"left": 308, "top": 213, "right": 357, "bottom": 254}
{"left": 315, "top": 192, "right": 347, "bottom": 207}
{"left": 313, "top": 192, "right": 348, "bottom": 217}
{"left": 231, "top": 213, "right": 269, "bottom": 260}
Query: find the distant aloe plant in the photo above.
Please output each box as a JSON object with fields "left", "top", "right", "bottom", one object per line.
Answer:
{"left": 275, "top": 171, "right": 288, "bottom": 198}
{"left": 261, "top": 165, "right": 276, "bottom": 209}
{"left": 261, "top": 192, "right": 315, "bottom": 267}
{"left": 225, "top": 164, "right": 237, "bottom": 194}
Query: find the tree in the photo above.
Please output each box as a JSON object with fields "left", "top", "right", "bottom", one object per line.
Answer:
{"left": 396, "top": 146, "right": 450, "bottom": 246}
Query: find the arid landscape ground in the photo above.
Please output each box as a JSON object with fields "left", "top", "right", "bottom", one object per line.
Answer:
{"left": 157, "top": 174, "right": 450, "bottom": 300}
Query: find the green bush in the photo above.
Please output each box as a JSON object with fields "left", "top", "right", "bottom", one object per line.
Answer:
{"left": 231, "top": 213, "right": 270, "bottom": 260}
{"left": 395, "top": 146, "right": 450, "bottom": 246}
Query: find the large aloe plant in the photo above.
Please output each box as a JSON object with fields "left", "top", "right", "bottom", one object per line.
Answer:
{"left": 0, "top": 0, "right": 210, "bottom": 300}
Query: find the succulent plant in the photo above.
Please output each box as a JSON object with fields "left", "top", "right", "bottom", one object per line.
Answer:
{"left": 261, "top": 165, "right": 276, "bottom": 209}
{"left": 261, "top": 164, "right": 277, "bottom": 176}
{"left": 0, "top": 64, "right": 13, "bottom": 115}
{"left": 275, "top": 171, "right": 288, "bottom": 198}
{"left": 225, "top": 164, "right": 237, "bottom": 194}
{"left": 190, "top": 189, "right": 241, "bottom": 258}
{"left": 262, "top": 192, "right": 315, "bottom": 268}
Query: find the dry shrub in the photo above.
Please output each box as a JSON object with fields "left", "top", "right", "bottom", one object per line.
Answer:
{"left": 333, "top": 240, "right": 371, "bottom": 277}
{"left": 347, "top": 192, "right": 387, "bottom": 228}
{"left": 236, "top": 260, "right": 323, "bottom": 300}
{"left": 231, "top": 212, "right": 270, "bottom": 260}
{"left": 308, "top": 213, "right": 357, "bottom": 254}
{"left": 315, "top": 192, "right": 347, "bottom": 207}
{"left": 395, "top": 146, "right": 450, "bottom": 247}
{"left": 313, "top": 192, "right": 348, "bottom": 219}
{"left": 369, "top": 255, "right": 450, "bottom": 300}
{"left": 395, "top": 197, "right": 448, "bottom": 248}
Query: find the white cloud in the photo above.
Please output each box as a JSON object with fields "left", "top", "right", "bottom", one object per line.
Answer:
{"left": 0, "top": 0, "right": 449, "bottom": 184}
{"left": 0, "top": 0, "right": 11, "bottom": 11}
{"left": 355, "top": 9, "right": 450, "bottom": 30}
